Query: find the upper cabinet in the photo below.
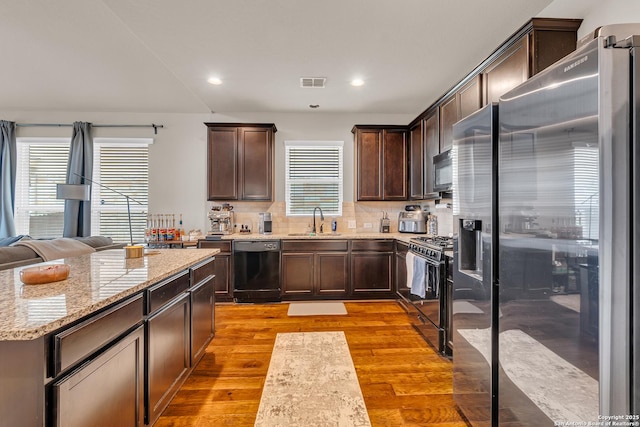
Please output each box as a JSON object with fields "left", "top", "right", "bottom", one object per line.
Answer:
{"left": 353, "top": 125, "right": 408, "bottom": 201}
{"left": 410, "top": 17, "right": 582, "bottom": 175}
{"left": 205, "top": 123, "right": 277, "bottom": 201}
{"left": 483, "top": 37, "right": 529, "bottom": 104}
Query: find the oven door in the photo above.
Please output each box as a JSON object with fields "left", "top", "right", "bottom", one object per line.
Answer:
{"left": 398, "top": 251, "right": 445, "bottom": 353}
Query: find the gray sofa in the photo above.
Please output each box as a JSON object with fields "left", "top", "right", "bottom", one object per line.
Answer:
{"left": 0, "top": 236, "right": 124, "bottom": 271}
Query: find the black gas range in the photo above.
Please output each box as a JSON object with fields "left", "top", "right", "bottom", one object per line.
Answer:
{"left": 409, "top": 236, "right": 454, "bottom": 263}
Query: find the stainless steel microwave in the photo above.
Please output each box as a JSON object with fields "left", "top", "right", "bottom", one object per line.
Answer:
{"left": 433, "top": 149, "right": 452, "bottom": 192}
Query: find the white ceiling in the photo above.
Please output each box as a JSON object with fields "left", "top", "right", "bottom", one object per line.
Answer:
{"left": 1, "top": 0, "right": 583, "bottom": 116}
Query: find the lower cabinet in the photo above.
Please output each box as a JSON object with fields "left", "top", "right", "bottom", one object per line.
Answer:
{"left": 51, "top": 325, "right": 145, "bottom": 427}
{"left": 190, "top": 277, "right": 215, "bottom": 365}
{"left": 281, "top": 240, "right": 349, "bottom": 299}
{"left": 146, "top": 292, "right": 190, "bottom": 425}
{"left": 351, "top": 240, "right": 395, "bottom": 298}
{"left": 197, "top": 240, "right": 232, "bottom": 301}
{"left": 395, "top": 241, "right": 409, "bottom": 291}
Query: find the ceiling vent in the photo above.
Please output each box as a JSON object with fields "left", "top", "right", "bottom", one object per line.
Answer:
{"left": 300, "top": 77, "right": 326, "bottom": 88}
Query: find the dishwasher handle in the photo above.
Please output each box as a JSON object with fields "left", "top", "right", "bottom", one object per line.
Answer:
{"left": 233, "top": 240, "right": 281, "bottom": 252}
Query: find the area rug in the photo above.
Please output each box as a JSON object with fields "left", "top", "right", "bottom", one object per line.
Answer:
{"left": 458, "top": 328, "right": 598, "bottom": 423}
{"left": 550, "top": 294, "right": 581, "bottom": 313}
{"left": 254, "top": 331, "right": 371, "bottom": 427}
{"left": 287, "top": 301, "right": 347, "bottom": 316}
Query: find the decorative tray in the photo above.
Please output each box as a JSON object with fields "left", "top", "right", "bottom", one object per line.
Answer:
{"left": 20, "top": 264, "right": 70, "bottom": 285}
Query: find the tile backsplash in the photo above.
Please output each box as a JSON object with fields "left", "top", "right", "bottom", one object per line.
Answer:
{"left": 206, "top": 199, "right": 453, "bottom": 236}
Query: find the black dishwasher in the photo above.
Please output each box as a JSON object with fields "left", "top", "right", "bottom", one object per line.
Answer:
{"left": 233, "top": 240, "right": 281, "bottom": 302}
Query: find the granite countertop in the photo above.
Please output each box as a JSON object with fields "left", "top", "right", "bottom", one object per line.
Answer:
{"left": 0, "top": 248, "right": 218, "bottom": 341}
{"left": 205, "top": 232, "right": 424, "bottom": 244}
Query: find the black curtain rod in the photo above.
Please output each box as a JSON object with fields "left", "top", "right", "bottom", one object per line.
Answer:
{"left": 15, "top": 123, "right": 164, "bottom": 134}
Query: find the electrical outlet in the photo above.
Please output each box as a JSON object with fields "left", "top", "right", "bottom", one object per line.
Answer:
{"left": 364, "top": 222, "right": 373, "bottom": 229}
{"left": 347, "top": 220, "right": 356, "bottom": 229}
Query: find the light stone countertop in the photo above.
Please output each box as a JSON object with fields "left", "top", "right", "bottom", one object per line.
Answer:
{"left": 204, "top": 232, "right": 425, "bottom": 244}
{"left": 0, "top": 248, "right": 218, "bottom": 341}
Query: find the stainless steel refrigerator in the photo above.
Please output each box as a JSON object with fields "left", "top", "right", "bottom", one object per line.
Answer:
{"left": 453, "top": 24, "right": 640, "bottom": 426}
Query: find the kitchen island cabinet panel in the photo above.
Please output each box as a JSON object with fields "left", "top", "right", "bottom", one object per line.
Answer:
{"left": 0, "top": 249, "right": 218, "bottom": 427}
{"left": 146, "top": 292, "right": 191, "bottom": 425}
{"left": 190, "top": 263, "right": 215, "bottom": 366}
{"left": 52, "top": 325, "right": 144, "bottom": 427}
{"left": 53, "top": 293, "right": 144, "bottom": 376}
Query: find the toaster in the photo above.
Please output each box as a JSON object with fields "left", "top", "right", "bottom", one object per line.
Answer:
{"left": 398, "top": 211, "right": 427, "bottom": 234}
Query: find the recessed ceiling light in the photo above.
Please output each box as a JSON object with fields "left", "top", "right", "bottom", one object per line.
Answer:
{"left": 207, "top": 77, "right": 222, "bottom": 85}
{"left": 350, "top": 78, "right": 365, "bottom": 87}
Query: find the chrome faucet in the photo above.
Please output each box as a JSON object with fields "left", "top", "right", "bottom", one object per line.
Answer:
{"left": 312, "top": 207, "right": 325, "bottom": 235}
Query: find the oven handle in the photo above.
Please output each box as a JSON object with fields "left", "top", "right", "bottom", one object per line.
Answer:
{"left": 410, "top": 251, "right": 442, "bottom": 267}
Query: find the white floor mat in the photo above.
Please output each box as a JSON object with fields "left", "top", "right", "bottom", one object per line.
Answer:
{"left": 287, "top": 301, "right": 347, "bottom": 316}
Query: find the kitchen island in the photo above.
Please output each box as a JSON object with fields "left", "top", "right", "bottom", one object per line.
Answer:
{"left": 0, "top": 247, "right": 219, "bottom": 427}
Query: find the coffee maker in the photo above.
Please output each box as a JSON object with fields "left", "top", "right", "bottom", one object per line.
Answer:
{"left": 259, "top": 212, "right": 272, "bottom": 234}
{"left": 208, "top": 209, "right": 234, "bottom": 235}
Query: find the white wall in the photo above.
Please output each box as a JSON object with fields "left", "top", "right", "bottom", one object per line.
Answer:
{"left": 541, "top": 0, "right": 640, "bottom": 38}
{"left": 0, "top": 109, "right": 412, "bottom": 233}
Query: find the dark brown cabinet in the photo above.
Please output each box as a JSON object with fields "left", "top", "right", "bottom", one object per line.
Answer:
{"left": 146, "top": 273, "right": 191, "bottom": 426}
{"left": 439, "top": 95, "right": 458, "bottom": 153}
{"left": 351, "top": 239, "right": 394, "bottom": 298}
{"left": 483, "top": 37, "right": 529, "bottom": 104}
{"left": 189, "top": 258, "right": 215, "bottom": 365}
{"left": 197, "top": 240, "right": 233, "bottom": 302}
{"left": 52, "top": 325, "right": 145, "bottom": 427}
{"left": 205, "top": 123, "right": 276, "bottom": 201}
{"left": 458, "top": 74, "right": 482, "bottom": 121}
{"left": 423, "top": 112, "right": 440, "bottom": 198}
{"left": 395, "top": 241, "right": 409, "bottom": 293}
{"left": 408, "top": 18, "right": 581, "bottom": 179}
{"left": 281, "top": 240, "right": 349, "bottom": 299}
{"left": 409, "top": 122, "right": 424, "bottom": 200}
{"left": 439, "top": 75, "right": 483, "bottom": 153}
{"left": 353, "top": 125, "right": 408, "bottom": 201}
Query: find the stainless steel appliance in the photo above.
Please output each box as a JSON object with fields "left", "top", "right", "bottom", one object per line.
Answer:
{"left": 258, "top": 212, "right": 272, "bottom": 234}
{"left": 433, "top": 149, "right": 452, "bottom": 193}
{"left": 452, "top": 103, "right": 498, "bottom": 426}
{"left": 398, "top": 211, "right": 427, "bottom": 233}
{"left": 452, "top": 25, "right": 640, "bottom": 425}
{"left": 397, "top": 236, "right": 453, "bottom": 355}
{"left": 208, "top": 210, "right": 234, "bottom": 235}
{"left": 233, "top": 240, "right": 281, "bottom": 303}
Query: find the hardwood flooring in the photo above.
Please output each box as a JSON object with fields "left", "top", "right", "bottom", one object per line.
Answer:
{"left": 155, "top": 301, "right": 469, "bottom": 427}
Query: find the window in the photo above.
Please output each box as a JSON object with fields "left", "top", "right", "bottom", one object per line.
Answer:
{"left": 285, "top": 141, "right": 343, "bottom": 216}
{"left": 15, "top": 137, "right": 152, "bottom": 243}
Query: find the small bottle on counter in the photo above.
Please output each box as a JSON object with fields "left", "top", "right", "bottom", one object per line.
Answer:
{"left": 331, "top": 218, "right": 337, "bottom": 233}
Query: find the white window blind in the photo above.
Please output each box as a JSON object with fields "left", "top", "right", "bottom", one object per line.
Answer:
{"left": 15, "top": 139, "right": 69, "bottom": 237}
{"left": 285, "top": 141, "right": 343, "bottom": 216}
{"left": 15, "top": 137, "right": 151, "bottom": 242}
{"left": 91, "top": 140, "right": 150, "bottom": 243}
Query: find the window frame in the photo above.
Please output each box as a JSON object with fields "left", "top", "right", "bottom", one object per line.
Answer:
{"left": 284, "top": 140, "right": 344, "bottom": 217}
{"left": 14, "top": 136, "right": 152, "bottom": 241}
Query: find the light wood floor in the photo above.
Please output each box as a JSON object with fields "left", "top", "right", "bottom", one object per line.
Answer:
{"left": 155, "top": 301, "right": 469, "bottom": 426}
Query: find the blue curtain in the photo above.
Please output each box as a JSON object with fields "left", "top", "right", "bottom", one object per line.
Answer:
{"left": 0, "top": 121, "right": 17, "bottom": 238}
{"left": 63, "top": 122, "right": 93, "bottom": 237}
